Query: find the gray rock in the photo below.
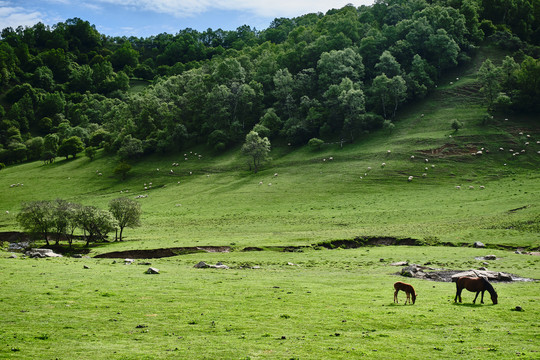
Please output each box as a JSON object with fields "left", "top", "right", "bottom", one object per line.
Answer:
{"left": 451, "top": 269, "right": 513, "bottom": 282}
{"left": 390, "top": 261, "right": 409, "bottom": 266}
{"left": 25, "top": 248, "right": 62, "bottom": 258}
{"left": 473, "top": 241, "right": 485, "bottom": 248}
{"left": 194, "top": 261, "right": 209, "bottom": 268}
{"left": 124, "top": 258, "right": 134, "bottom": 265}
{"left": 484, "top": 255, "right": 497, "bottom": 260}
{"left": 401, "top": 265, "right": 421, "bottom": 277}
{"left": 9, "top": 254, "right": 17, "bottom": 259}
{"left": 83, "top": 265, "right": 90, "bottom": 269}
{"left": 497, "top": 272, "right": 512, "bottom": 281}
{"left": 8, "top": 242, "right": 30, "bottom": 251}
{"left": 146, "top": 267, "right": 160, "bottom": 274}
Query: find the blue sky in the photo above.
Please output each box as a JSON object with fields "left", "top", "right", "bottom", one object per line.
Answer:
{"left": 0, "top": 0, "right": 374, "bottom": 38}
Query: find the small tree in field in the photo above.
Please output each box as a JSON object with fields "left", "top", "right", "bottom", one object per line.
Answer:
{"left": 109, "top": 197, "right": 141, "bottom": 241}
{"left": 75, "top": 206, "right": 116, "bottom": 246}
{"left": 114, "top": 161, "right": 131, "bottom": 180}
{"left": 451, "top": 119, "right": 463, "bottom": 132}
{"left": 85, "top": 146, "right": 97, "bottom": 161}
{"left": 308, "top": 138, "right": 324, "bottom": 150}
{"left": 241, "top": 131, "right": 271, "bottom": 173}
{"left": 16, "top": 200, "right": 54, "bottom": 246}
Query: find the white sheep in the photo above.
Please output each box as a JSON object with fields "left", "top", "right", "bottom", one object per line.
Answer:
{"left": 422, "top": 173, "right": 427, "bottom": 177}
{"left": 456, "top": 186, "right": 461, "bottom": 190}
{"left": 381, "top": 162, "right": 386, "bottom": 167}
{"left": 431, "top": 165, "right": 435, "bottom": 168}
{"left": 469, "top": 186, "right": 474, "bottom": 190}
{"left": 425, "top": 158, "right": 429, "bottom": 162}
{"left": 258, "top": 181, "right": 263, "bottom": 185}
{"left": 189, "top": 171, "right": 192, "bottom": 175}
{"left": 407, "top": 176, "right": 413, "bottom": 182}
{"left": 268, "top": 183, "right": 272, "bottom": 186}
{"left": 329, "top": 157, "right": 334, "bottom": 160}
{"left": 410, "top": 155, "right": 415, "bottom": 159}
{"left": 387, "top": 150, "right": 391, "bottom": 154}
{"left": 98, "top": 173, "right": 102, "bottom": 176}
{"left": 5, "top": 211, "right": 9, "bottom": 214}
{"left": 367, "top": 167, "right": 372, "bottom": 171}
{"left": 323, "top": 158, "right": 326, "bottom": 162}
{"left": 480, "top": 185, "right": 485, "bottom": 189}
{"left": 274, "top": 173, "right": 278, "bottom": 177}
{"left": 499, "top": 147, "right": 504, "bottom": 151}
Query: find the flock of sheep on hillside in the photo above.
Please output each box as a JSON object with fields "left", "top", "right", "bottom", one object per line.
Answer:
{"left": 4, "top": 126, "right": 537, "bottom": 215}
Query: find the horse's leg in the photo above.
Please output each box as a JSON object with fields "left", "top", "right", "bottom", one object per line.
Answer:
{"left": 480, "top": 290, "right": 485, "bottom": 304}
{"left": 394, "top": 290, "right": 398, "bottom": 303}
{"left": 405, "top": 292, "right": 410, "bottom": 305}
{"left": 455, "top": 284, "right": 462, "bottom": 303}
{"left": 473, "top": 291, "right": 479, "bottom": 304}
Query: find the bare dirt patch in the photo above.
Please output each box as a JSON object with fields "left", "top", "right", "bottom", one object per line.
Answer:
{"left": 94, "top": 246, "right": 230, "bottom": 259}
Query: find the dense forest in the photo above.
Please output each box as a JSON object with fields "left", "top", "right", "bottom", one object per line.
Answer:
{"left": 0, "top": 0, "right": 539, "bottom": 166}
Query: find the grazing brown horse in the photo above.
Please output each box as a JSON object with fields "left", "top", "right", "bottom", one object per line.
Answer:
{"left": 394, "top": 281, "right": 417, "bottom": 305}
{"left": 454, "top": 277, "right": 498, "bottom": 305}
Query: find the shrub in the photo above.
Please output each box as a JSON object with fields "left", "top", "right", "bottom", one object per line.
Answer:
{"left": 308, "top": 138, "right": 324, "bottom": 150}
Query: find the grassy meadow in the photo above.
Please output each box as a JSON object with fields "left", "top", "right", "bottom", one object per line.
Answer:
{"left": 1, "top": 55, "right": 539, "bottom": 359}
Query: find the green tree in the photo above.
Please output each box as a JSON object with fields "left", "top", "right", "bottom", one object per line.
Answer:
{"left": 110, "top": 42, "right": 139, "bottom": 71}
{"left": 451, "top": 119, "right": 463, "bottom": 132}
{"left": 75, "top": 206, "right": 116, "bottom": 246}
{"left": 41, "top": 133, "right": 59, "bottom": 163}
{"left": 114, "top": 161, "right": 132, "bottom": 180}
{"left": 58, "top": 136, "right": 84, "bottom": 159}
{"left": 117, "top": 135, "right": 144, "bottom": 160}
{"left": 16, "top": 200, "right": 54, "bottom": 246}
{"left": 372, "top": 74, "right": 407, "bottom": 119}
{"left": 308, "top": 137, "right": 324, "bottom": 150}
{"left": 241, "top": 131, "right": 271, "bottom": 173}
{"left": 25, "top": 136, "right": 44, "bottom": 160}
{"left": 85, "top": 146, "right": 97, "bottom": 160}
{"left": 478, "top": 59, "right": 502, "bottom": 110}
{"left": 109, "top": 197, "right": 142, "bottom": 241}
{"left": 375, "top": 50, "right": 402, "bottom": 77}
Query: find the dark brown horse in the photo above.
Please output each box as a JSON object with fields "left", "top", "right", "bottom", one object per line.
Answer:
{"left": 394, "top": 281, "right": 417, "bottom": 304}
{"left": 454, "top": 277, "right": 498, "bottom": 304}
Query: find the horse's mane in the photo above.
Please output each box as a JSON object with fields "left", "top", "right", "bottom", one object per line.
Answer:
{"left": 481, "top": 277, "right": 497, "bottom": 295}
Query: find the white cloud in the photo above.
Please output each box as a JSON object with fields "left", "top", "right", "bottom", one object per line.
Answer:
{"left": 94, "top": 0, "right": 373, "bottom": 18}
{"left": 0, "top": 4, "right": 44, "bottom": 29}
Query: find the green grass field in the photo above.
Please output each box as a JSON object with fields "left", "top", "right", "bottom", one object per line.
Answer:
{"left": 1, "top": 55, "right": 539, "bottom": 359}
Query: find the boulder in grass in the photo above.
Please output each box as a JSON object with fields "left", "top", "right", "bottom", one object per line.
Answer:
{"left": 473, "top": 241, "right": 485, "bottom": 248}
{"left": 146, "top": 267, "right": 160, "bottom": 274}
{"left": 25, "top": 248, "right": 62, "bottom": 258}
{"left": 194, "top": 261, "right": 209, "bottom": 268}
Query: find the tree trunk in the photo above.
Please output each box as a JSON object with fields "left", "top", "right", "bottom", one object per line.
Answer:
{"left": 119, "top": 227, "right": 124, "bottom": 242}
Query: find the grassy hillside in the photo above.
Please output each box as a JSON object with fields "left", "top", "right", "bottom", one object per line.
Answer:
{"left": 1, "top": 49, "right": 539, "bottom": 360}
{"left": 1, "top": 50, "right": 539, "bottom": 253}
